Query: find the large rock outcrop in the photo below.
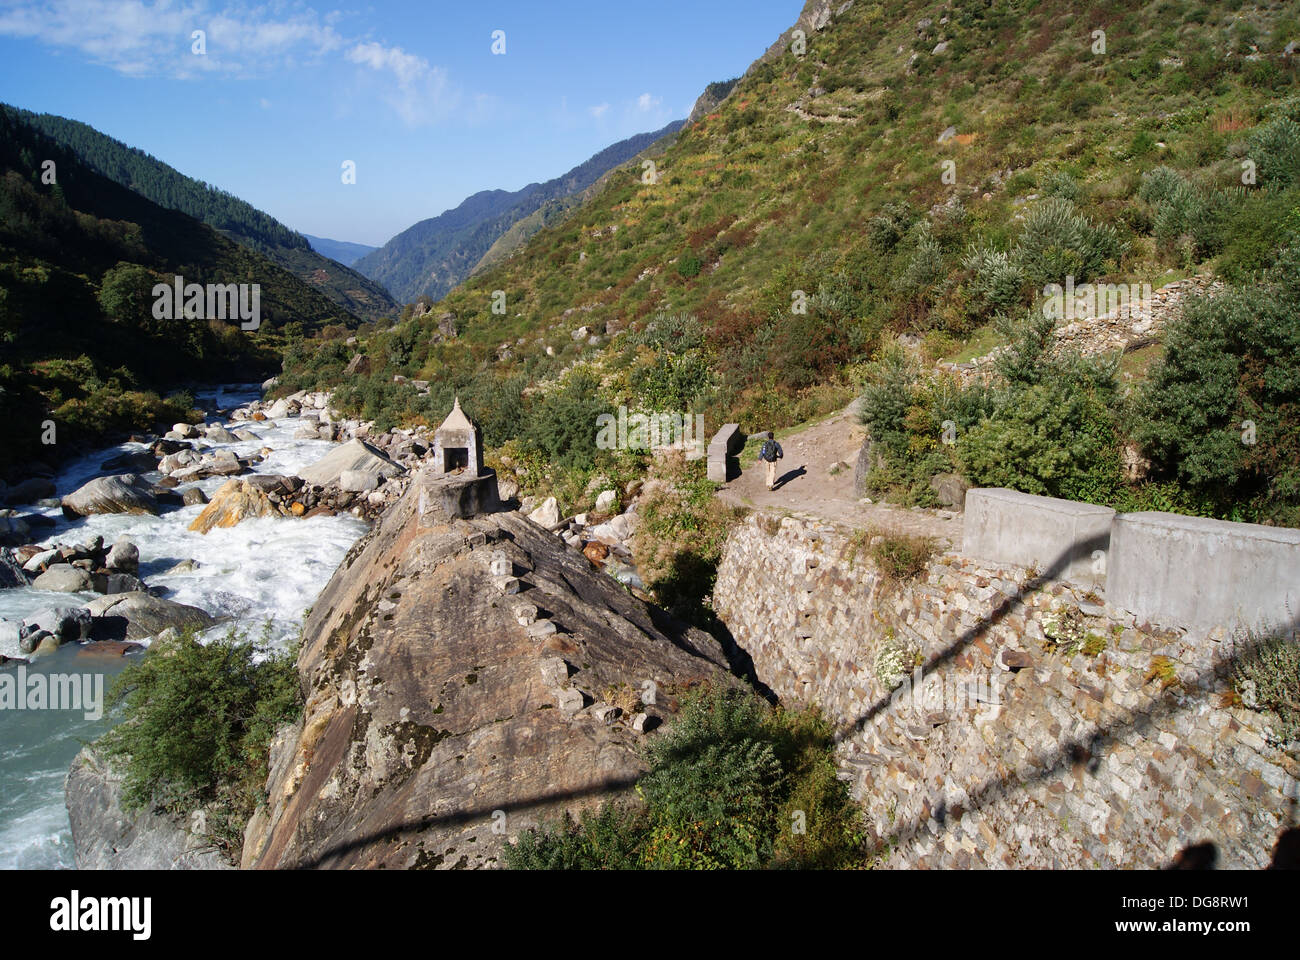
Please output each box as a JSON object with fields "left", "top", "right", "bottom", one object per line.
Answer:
{"left": 66, "top": 748, "right": 232, "bottom": 870}
{"left": 243, "top": 468, "right": 728, "bottom": 869}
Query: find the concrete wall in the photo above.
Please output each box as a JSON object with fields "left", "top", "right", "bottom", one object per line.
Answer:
{"left": 706, "top": 424, "right": 745, "bottom": 483}
{"left": 962, "top": 488, "right": 1113, "bottom": 587}
{"left": 963, "top": 489, "right": 1300, "bottom": 637}
{"left": 715, "top": 513, "right": 1299, "bottom": 869}
{"left": 1109, "top": 512, "right": 1300, "bottom": 636}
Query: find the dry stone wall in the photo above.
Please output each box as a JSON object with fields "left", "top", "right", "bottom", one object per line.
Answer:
{"left": 714, "top": 512, "right": 1298, "bottom": 868}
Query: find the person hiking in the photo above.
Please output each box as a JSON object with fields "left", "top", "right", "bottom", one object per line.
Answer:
{"left": 758, "top": 436, "right": 784, "bottom": 490}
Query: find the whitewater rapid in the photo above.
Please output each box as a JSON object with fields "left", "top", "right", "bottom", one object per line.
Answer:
{"left": 0, "top": 385, "right": 369, "bottom": 869}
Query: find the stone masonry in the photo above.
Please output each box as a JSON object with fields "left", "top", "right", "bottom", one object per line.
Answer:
{"left": 714, "top": 512, "right": 1299, "bottom": 869}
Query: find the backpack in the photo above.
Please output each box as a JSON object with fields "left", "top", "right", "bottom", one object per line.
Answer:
{"left": 760, "top": 439, "right": 778, "bottom": 462}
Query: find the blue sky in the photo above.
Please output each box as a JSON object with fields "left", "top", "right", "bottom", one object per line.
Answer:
{"left": 0, "top": 0, "right": 797, "bottom": 246}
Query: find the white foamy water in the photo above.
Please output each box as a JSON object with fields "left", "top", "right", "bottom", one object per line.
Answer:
{"left": 0, "top": 384, "right": 368, "bottom": 868}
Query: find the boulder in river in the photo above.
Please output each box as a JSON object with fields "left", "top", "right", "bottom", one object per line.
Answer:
{"left": 1, "top": 548, "right": 26, "bottom": 588}
{"left": 105, "top": 537, "right": 139, "bottom": 575}
{"left": 298, "top": 438, "right": 403, "bottom": 488}
{"left": 21, "top": 548, "right": 58, "bottom": 574}
{"left": 339, "top": 469, "right": 379, "bottom": 493}
{"left": 21, "top": 606, "right": 93, "bottom": 647}
{"left": 31, "top": 564, "right": 94, "bottom": 593}
{"left": 0, "top": 513, "right": 30, "bottom": 547}
{"left": 188, "top": 478, "right": 280, "bottom": 534}
{"left": 181, "top": 487, "right": 209, "bottom": 506}
{"left": 100, "top": 450, "right": 158, "bottom": 474}
{"left": 84, "top": 591, "right": 216, "bottom": 642}
{"left": 1, "top": 477, "right": 55, "bottom": 506}
{"left": 61, "top": 474, "right": 159, "bottom": 518}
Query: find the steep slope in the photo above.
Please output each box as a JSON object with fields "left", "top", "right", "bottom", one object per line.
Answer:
{"left": 303, "top": 234, "right": 378, "bottom": 267}
{"left": 285, "top": 0, "right": 1298, "bottom": 439}
{"left": 5, "top": 104, "right": 397, "bottom": 322}
{"left": 0, "top": 109, "right": 349, "bottom": 474}
{"left": 355, "top": 120, "right": 685, "bottom": 303}
{"left": 243, "top": 468, "right": 729, "bottom": 869}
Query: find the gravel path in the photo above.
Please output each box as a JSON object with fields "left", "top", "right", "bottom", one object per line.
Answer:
{"left": 715, "top": 401, "right": 963, "bottom": 549}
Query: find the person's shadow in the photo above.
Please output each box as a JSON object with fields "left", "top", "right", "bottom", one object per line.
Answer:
{"left": 772, "top": 465, "right": 806, "bottom": 491}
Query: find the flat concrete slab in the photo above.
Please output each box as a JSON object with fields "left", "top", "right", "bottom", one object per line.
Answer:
{"left": 962, "top": 488, "right": 1113, "bottom": 585}
{"left": 1108, "top": 512, "right": 1300, "bottom": 635}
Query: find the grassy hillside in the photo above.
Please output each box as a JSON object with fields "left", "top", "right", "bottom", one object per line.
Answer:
{"left": 282, "top": 0, "right": 1300, "bottom": 530}
{"left": 5, "top": 104, "right": 397, "bottom": 322}
{"left": 355, "top": 120, "right": 685, "bottom": 304}
{"left": 0, "top": 109, "right": 355, "bottom": 477}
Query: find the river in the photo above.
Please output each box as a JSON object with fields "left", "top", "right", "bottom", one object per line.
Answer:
{"left": 0, "top": 384, "right": 368, "bottom": 868}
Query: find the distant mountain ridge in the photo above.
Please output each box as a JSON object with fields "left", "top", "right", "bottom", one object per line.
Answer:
{"left": 5, "top": 104, "right": 397, "bottom": 322}
{"left": 304, "top": 234, "right": 378, "bottom": 267}
{"left": 354, "top": 120, "right": 686, "bottom": 304}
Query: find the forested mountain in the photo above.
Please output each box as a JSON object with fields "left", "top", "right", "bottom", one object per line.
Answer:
{"left": 303, "top": 234, "right": 378, "bottom": 267}
{"left": 3, "top": 104, "right": 397, "bottom": 321}
{"left": 0, "top": 107, "right": 352, "bottom": 475}
{"left": 354, "top": 120, "right": 685, "bottom": 303}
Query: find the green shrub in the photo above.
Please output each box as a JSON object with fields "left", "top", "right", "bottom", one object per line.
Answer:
{"left": 959, "top": 368, "right": 1123, "bottom": 503}
{"left": 503, "top": 803, "right": 647, "bottom": 870}
{"left": 869, "top": 532, "right": 936, "bottom": 581}
{"left": 1248, "top": 116, "right": 1300, "bottom": 190}
{"left": 896, "top": 222, "right": 946, "bottom": 294}
{"left": 1042, "top": 171, "right": 1080, "bottom": 201}
{"left": 1232, "top": 633, "right": 1300, "bottom": 741}
{"left": 521, "top": 367, "right": 609, "bottom": 470}
{"left": 962, "top": 244, "right": 1027, "bottom": 316}
{"left": 1139, "top": 166, "right": 1221, "bottom": 261}
{"left": 97, "top": 626, "right": 302, "bottom": 859}
{"left": 632, "top": 452, "right": 741, "bottom": 627}
{"left": 505, "top": 685, "right": 870, "bottom": 870}
{"left": 638, "top": 685, "right": 783, "bottom": 868}
{"left": 866, "top": 201, "right": 913, "bottom": 253}
{"left": 1011, "top": 197, "right": 1125, "bottom": 287}
{"left": 1133, "top": 272, "right": 1300, "bottom": 524}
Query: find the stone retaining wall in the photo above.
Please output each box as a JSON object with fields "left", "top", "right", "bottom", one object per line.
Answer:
{"left": 714, "top": 512, "right": 1298, "bottom": 868}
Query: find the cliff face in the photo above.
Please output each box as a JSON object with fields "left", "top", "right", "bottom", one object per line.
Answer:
{"left": 244, "top": 470, "right": 728, "bottom": 869}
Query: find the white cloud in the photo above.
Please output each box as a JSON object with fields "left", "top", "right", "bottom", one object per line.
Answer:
{"left": 637, "top": 92, "right": 660, "bottom": 112}
{"left": 0, "top": 1, "right": 350, "bottom": 77}
{"left": 344, "top": 39, "right": 457, "bottom": 126}
{"left": 345, "top": 40, "right": 426, "bottom": 86}
{"left": 588, "top": 102, "right": 609, "bottom": 119}
{"left": 0, "top": 1, "right": 461, "bottom": 124}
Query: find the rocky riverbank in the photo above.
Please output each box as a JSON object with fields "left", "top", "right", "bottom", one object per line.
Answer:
{"left": 0, "top": 382, "right": 676, "bottom": 868}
